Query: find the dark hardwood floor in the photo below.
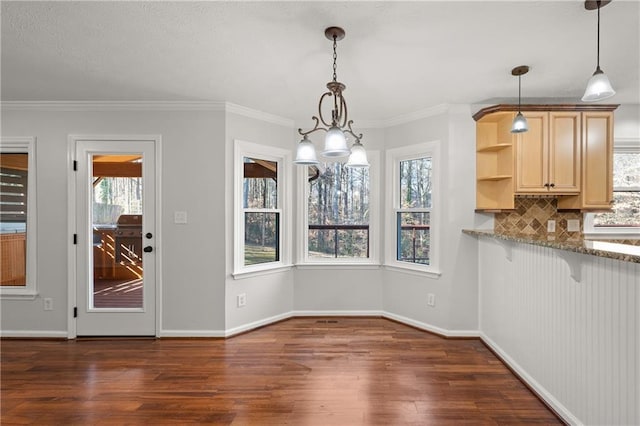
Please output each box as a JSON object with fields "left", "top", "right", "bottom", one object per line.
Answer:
{"left": 1, "top": 317, "right": 562, "bottom": 425}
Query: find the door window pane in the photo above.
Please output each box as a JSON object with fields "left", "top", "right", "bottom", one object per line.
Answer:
{"left": 91, "top": 155, "right": 143, "bottom": 308}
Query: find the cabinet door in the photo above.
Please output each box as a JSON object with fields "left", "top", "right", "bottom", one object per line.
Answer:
{"left": 548, "top": 112, "right": 580, "bottom": 193}
{"left": 515, "top": 112, "right": 548, "bottom": 193}
{"left": 581, "top": 112, "right": 614, "bottom": 208}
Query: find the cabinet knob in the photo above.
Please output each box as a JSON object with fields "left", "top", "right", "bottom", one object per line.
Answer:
{"left": 544, "top": 183, "right": 550, "bottom": 188}
{"left": 549, "top": 183, "right": 555, "bottom": 188}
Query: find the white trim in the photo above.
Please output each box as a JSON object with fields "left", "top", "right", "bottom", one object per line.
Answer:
{"left": 0, "top": 101, "right": 295, "bottom": 127}
{"left": 1, "top": 101, "right": 226, "bottom": 111}
{"left": 233, "top": 140, "right": 292, "bottom": 277}
{"left": 67, "top": 134, "right": 162, "bottom": 338}
{"left": 380, "top": 104, "right": 450, "bottom": 128}
{"left": 384, "top": 141, "right": 441, "bottom": 276}
{"left": 293, "top": 310, "right": 384, "bottom": 317}
{"left": 159, "top": 329, "right": 226, "bottom": 338}
{"left": 383, "top": 312, "right": 479, "bottom": 338}
{"left": 479, "top": 332, "right": 578, "bottom": 425}
{"left": 0, "top": 330, "right": 68, "bottom": 338}
{"left": 0, "top": 137, "right": 37, "bottom": 299}
{"left": 224, "top": 311, "right": 293, "bottom": 337}
{"left": 226, "top": 103, "right": 295, "bottom": 128}
{"left": 295, "top": 264, "right": 381, "bottom": 270}
{"left": 232, "top": 264, "right": 293, "bottom": 280}
{"left": 384, "top": 264, "right": 442, "bottom": 279}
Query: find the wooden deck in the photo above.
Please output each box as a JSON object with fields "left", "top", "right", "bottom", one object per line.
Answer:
{"left": 1, "top": 317, "right": 562, "bottom": 425}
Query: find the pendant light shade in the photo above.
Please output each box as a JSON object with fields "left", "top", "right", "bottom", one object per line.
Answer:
{"left": 582, "top": 67, "right": 616, "bottom": 102}
{"left": 294, "top": 136, "right": 319, "bottom": 165}
{"left": 510, "top": 65, "right": 529, "bottom": 134}
{"left": 346, "top": 140, "right": 369, "bottom": 168}
{"left": 582, "top": 0, "right": 615, "bottom": 102}
{"left": 322, "top": 126, "right": 350, "bottom": 157}
{"left": 511, "top": 112, "right": 529, "bottom": 133}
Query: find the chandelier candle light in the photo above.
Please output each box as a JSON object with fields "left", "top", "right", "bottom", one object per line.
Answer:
{"left": 582, "top": 0, "right": 615, "bottom": 102}
{"left": 294, "top": 27, "right": 369, "bottom": 168}
{"left": 510, "top": 65, "right": 529, "bottom": 134}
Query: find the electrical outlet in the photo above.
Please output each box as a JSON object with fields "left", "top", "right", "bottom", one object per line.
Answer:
{"left": 427, "top": 293, "right": 436, "bottom": 307}
{"left": 567, "top": 219, "right": 580, "bottom": 232}
{"left": 237, "top": 293, "right": 246, "bottom": 308}
{"left": 547, "top": 220, "right": 556, "bottom": 233}
{"left": 43, "top": 298, "right": 53, "bottom": 311}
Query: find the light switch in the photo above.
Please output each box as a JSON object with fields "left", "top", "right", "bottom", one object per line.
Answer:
{"left": 547, "top": 220, "right": 556, "bottom": 233}
{"left": 174, "top": 211, "right": 188, "bottom": 224}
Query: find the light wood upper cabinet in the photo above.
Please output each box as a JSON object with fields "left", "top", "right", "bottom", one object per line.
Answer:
{"left": 515, "top": 111, "right": 580, "bottom": 194}
{"left": 473, "top": 105, "right": 616, "bottom": 211}
{"left": 557, "top": 112, "right": 614, "bottom": 210}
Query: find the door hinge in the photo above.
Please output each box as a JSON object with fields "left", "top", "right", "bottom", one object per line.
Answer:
{"left": 73, "top": 234, "right": 78, "bottom": 244}
{"left": 73, "top": 160, "right": 78, "bottom": 171}
{"left": 73, "top": 307, "right": 78, "bottom": 318}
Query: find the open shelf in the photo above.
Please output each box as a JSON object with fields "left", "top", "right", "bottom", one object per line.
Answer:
{"left": 477, "top": 143, "right": 512, "bottom": 153}
{"left": 477, "top": 175, "right": 512, "bottom": 181}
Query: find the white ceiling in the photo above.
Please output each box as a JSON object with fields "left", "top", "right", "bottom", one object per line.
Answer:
{"left": 2, "top": 1, "right": 638, "bottom": 123}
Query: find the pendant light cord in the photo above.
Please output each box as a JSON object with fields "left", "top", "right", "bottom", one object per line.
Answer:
{"left": 596, "top": 0, "right": 601, "bottom": 69}
{"left": 518, "top": 75, "right": 522, "bottom": 112}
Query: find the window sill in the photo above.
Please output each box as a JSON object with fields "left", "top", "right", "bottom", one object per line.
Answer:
{"left": 384, "top": 264, "right": 442, "bottom": 279}
{"left": 296, "top": 263, "right": 381, "bottom": 270}
{"left": 232, "top": 264, "right": 293, "bottom": 280}
{"left": 0, "top": 290, "right": 38, "bottom": 300}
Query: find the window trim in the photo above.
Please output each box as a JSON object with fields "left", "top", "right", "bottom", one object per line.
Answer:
{"left": 233, "top": 140, "right": 292, "bottom": 278}
{"left": 1, "top": 137, "right": 38, "bottom": 299}
{"left": 296, "top": 151, "right": 380, "bottom": 266}
{"left": 584, "top": 139, "right": 640, "bottom": 238}
{"left": 385, "top": 141, "right": 441, "bottom": 276}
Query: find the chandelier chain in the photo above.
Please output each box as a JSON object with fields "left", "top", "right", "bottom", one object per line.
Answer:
{"left": 332, "top": 35, "right": 338, "bottom": 83}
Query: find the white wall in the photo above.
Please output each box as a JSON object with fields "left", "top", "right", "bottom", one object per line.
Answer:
{"left": 381, "top": 106, "right": 479, "bottom": 333}
{"left": 478, "top": 237, "right": 640, "bottom": 425}
{"left": 615, "top": 104, "right": 640, "bottom": 140}
{"left": 1, "top": 108, "right": 227, "bottom": 335}
{"left": 224, "top": 111, "right": 296, "bottom": 332}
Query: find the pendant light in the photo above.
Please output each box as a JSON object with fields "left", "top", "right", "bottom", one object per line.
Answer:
{"left": 511, "top": 65, "right": 529, "bottom": 134}
{"left": 582, "top": 0, "right": 615, "bottom": 102}
{"left": 295, "top": 27, "right": 368, "bottom": 168}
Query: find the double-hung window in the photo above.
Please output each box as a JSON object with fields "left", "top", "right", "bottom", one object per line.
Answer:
{"left": 386, "top": 142, "right": 440, "bottom": 276}
{"left": 1, "top": 137, "right": 37, "bottom": 298}
{"left": 585, "top": 140, "right": 640, "bottom": 236}
{"left": 233, "top": 140, "right": 291, "bottom": 277}
{"left": 299, "top": 152, "right": 379, "bottom": 265}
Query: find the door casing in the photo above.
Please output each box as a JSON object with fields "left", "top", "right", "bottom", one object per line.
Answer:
{"left": 67, "top": 135, "right": 162, "bottom": 338}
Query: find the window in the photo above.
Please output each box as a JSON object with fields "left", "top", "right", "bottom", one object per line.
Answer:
{"left": 1, "top": 137, "right": 37, "bottom": 298}
{"left": 299, "top": 153, "right": 379, "bottom": 265}
{"left": 386, "top": 142, "right": 440, "bottom": 276}
{"left": 234, "top": 140, "right": 291, "bottom": 277}
{"left": 585, "top": 141, "right": 640, "bottom": 236}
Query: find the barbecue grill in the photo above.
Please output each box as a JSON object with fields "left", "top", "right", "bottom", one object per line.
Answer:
{"left": 114, "top": 214, "right": 142, "bottom": 264}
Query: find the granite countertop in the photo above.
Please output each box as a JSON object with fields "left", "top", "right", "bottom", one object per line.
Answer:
{"left": 462, "top": 229, "right": 640, "bottom": 264}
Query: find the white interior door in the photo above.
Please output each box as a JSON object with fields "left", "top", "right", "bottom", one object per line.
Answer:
{"left": 75, "top": 139, "right": 156, "bottom": 336}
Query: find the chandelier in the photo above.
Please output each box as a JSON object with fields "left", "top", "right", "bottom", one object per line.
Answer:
{"left": 294, "top": 27, "right": 369, "bottom": 168}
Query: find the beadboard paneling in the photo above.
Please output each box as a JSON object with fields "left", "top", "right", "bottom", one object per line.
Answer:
{"left": 479, "top": 238, "right": 639, "bottom": 425}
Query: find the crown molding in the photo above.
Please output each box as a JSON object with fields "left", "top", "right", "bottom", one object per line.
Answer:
{"left": 225, "top": 102, "right": 295, "bottom": 128}
{"left": 0, "top": 100, "right": 229, "bottom": 111}
{"left": 1, "top": 100, "right": 295, "bottom": 127}
{"left": 378, "top": 104, "right": 451, "bottom": 128}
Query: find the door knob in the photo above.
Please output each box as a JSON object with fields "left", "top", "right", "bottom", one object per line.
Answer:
{"left": 143, "top": 246, "right": 153, "bottom": 253}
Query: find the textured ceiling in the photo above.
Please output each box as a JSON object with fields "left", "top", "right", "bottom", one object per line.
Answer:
{"left": 2, "top": 1, "right": 639, "bottom": 122}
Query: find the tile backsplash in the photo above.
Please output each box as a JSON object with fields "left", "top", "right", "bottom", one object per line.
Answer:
{"left": 494, "top": 197, "right": 583, "bottom": 241}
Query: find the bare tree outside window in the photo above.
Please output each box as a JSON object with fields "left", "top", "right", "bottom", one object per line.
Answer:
{"left": 307, "top": 163, "right": 370, "bottom": 258}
